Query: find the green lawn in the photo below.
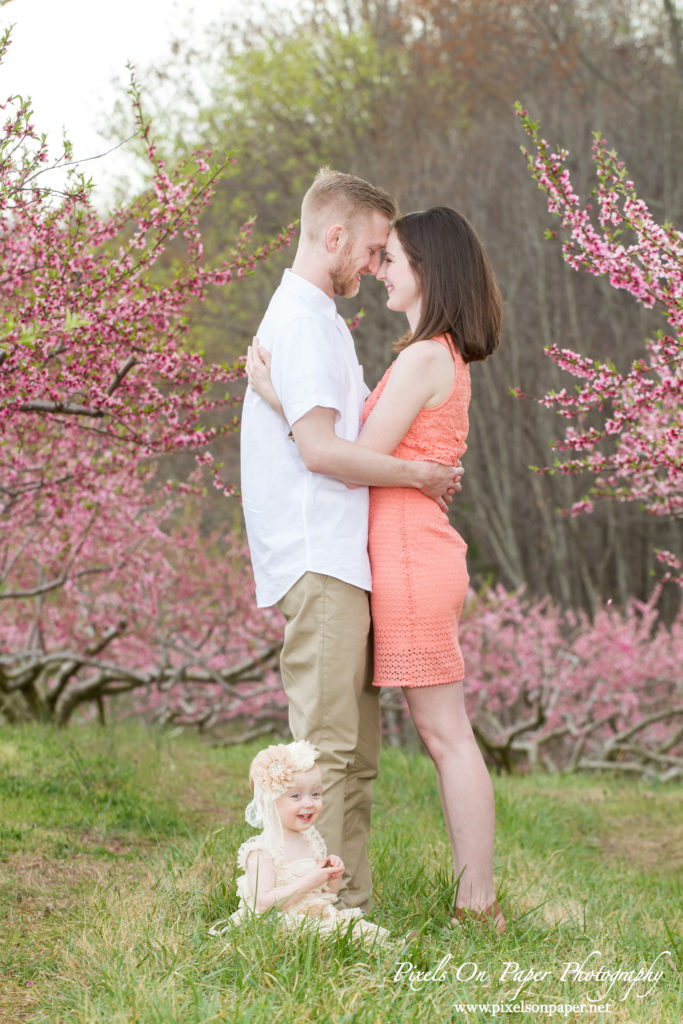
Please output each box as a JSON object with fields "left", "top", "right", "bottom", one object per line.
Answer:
{"left": 0, "top": 723, "right": 680, "bottom": 1023}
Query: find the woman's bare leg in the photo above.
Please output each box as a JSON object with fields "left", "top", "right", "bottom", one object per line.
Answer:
{"left": 403, "top": 681, "right": 502, "bottom": 923}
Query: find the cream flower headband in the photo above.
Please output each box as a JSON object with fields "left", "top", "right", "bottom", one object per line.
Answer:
{"left": 245, "top": 740, "right": 319, "bottom": 835}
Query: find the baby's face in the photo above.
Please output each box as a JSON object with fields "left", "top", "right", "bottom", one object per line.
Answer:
{"left": 276, "top": 767, "right": 323, "bottom": 834}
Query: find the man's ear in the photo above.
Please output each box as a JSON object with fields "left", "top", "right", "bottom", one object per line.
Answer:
{"left": 325, "top": 224, "right": 344, "bottom": 252}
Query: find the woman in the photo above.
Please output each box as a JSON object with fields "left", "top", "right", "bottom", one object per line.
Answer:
{"left": 247, "top": 206, "right": 505, "bottom": 932}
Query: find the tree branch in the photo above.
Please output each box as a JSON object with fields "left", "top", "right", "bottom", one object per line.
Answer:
{"left": 0, "top": 564, "right": 114, "bottom": 599}
{"left": 16, "top": 400, "right": 105, "bottom": 417}
{"left": 107, "top": 355, "right": 138, "bottom": 396}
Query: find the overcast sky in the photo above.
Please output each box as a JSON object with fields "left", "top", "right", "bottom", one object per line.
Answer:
{"left": 0, "top": 0, "right": 243, "bottom": 197}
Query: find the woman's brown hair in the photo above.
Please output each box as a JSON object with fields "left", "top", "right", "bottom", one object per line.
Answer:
{"left": 393, "top": 207, "right": 502, "bottom": 363}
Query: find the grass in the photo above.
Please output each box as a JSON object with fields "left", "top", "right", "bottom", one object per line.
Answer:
{"left": 0, "top": 723, "right": 681, "bottom": 1023}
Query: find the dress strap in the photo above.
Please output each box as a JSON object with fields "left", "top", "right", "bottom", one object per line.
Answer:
{"left": 434, "top": 333, "right": 461, "bottom": 363}
{"left": 236, "top": 833, "right": 282, "bottom": 871}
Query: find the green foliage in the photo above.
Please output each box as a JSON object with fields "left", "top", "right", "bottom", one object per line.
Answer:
{"left": 204, "top": 23, "right": 396, "bottom": 151}
{"left": 0, "top": 725, "right": 681, "bottom": 1023}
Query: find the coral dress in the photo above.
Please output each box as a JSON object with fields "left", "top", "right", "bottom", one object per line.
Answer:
{"left": 363, "top": 335, "right": 470, "bottom": 687}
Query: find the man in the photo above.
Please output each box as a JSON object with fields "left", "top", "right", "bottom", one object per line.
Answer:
{"left": 240, "top": 168, "right": 458, "bottom": 910}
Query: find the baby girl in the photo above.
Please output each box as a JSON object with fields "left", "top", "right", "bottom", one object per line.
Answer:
{"left": 211, "top": 739, "right": 387, "bottom": 940}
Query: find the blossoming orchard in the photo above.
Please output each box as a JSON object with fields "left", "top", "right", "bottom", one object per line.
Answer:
{"left": 0, "top": 26, "right": 680, "bottom": 780}
{"left": 516, "top": 105, "right": 682, "bottom": 582}
{"left": 0, "top": 30, "right": 289, "bottom": 727}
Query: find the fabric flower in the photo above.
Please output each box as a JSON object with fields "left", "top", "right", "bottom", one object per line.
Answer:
{"left": 249, "top": 740, "right": 318, "bottom": 796}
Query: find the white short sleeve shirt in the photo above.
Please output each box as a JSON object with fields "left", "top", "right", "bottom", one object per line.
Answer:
{"left": 240, "top": 270, "right": 371, "bottom": 608}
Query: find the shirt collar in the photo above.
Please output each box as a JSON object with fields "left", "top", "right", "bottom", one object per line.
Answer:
{"left": 281, "top": 268, "right": 339, "bottom": 323}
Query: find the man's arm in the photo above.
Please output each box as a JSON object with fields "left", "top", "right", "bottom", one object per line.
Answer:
{"left": 357, "top": 340, "right": 455, "bottom": 455}
{"left": 246, "top": 339, "right": 462, "bottom": 507}
{"left": 292, "top": 407, "right": 459, "bottom": 508}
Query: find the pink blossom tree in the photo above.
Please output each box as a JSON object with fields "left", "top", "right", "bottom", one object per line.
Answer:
{"left": 0, "top": 28, "right": 292, "bottom": 725}
{"left": 515, "top": 105, "right": 682, "bottom": 584}
{"left": 460, "top": 584, "right": 682, "bottom": 779}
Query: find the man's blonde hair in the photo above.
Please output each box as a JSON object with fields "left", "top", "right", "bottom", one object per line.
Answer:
{"left": 301, "top": 167, "right": 398, "bottom": 243}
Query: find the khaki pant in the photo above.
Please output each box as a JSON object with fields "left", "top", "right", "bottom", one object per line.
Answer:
{"left": 277, "top": 572, "right": 380, "bottom": 910}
